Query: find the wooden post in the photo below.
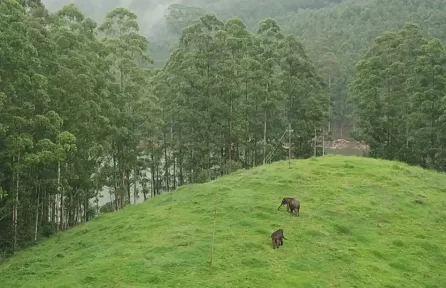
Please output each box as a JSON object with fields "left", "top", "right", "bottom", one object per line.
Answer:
{"left": 210, "top": 192, "right": 217, "bottom": 272}
{"left": 314, "top": 127, "right": 317, "bottom": 157}
{"left": 287, "top": 124, "right": 293, "bottom": 168}
{"left": 322, "top": 130, "right": 325, "bottom": 156}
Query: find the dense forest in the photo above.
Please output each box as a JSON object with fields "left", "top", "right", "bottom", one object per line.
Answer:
{"left": 41, "top": 0, "right": 446, "bottom": 140}
{"left": 1, "top": 0, "right": 446, "bottom": 257}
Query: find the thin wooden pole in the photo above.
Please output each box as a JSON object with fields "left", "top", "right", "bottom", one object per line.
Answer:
{"left": 287, "top": 124, "right": 293, "bottom": 168}
{"left": 210, "top": 192, "right": 217, "bottom": 272}
{"left": 314, "top": 127, "right": 317, "bottom": 157}
{"left": 322, "top": 131, "right": 325, "bottom": 156}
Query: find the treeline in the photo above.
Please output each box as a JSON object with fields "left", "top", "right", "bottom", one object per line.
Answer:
{"left": 163, "top": 0, "right": 446, "bottom": 140}
{"left": 153, "top": 15, "right": 328, "bottom": 183}
{"left": 283, "top": 0, "right": 446, "bottom": 138}
{"left": 0, "top": 0, "right": 328, "bottom": 256}
{"left": 2, "top": 0, "right": 445, "bottom": 258}
{"left": 42, "top": 0, "right": 446, "bottom": 140}
{"left": 0, "top": 0, "right": 161, "bottom": 255}
{"left": 350, "top": 24, "right": 446, "bottom": 171}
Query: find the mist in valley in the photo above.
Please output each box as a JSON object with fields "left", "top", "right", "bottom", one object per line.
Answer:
{"left": 41, "top": 0, "right": 182, "bottom": 42}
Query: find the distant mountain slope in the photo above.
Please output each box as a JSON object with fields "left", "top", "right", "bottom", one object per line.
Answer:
{"left": 282, "top": 0, "right": 446, "bottom": 73}
{"left": 41, "top": 0, "right": 446, "bottom": 69}
{"left": 2, "top": 155, "right": 446, "bottom": 287}
{"left": 41, "top": 0, "right": 349, "bottom": 66}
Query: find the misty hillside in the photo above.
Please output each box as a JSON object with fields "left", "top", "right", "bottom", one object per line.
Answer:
{"left": 41, "top": 0, "right": 348, "bottom": 66}
{"left": 40, "top": 0, "right": 446, "bottom": 138}
{"left": 42, "top": 0, "right": 346, "bottom": 32}
{"left": 41, "top": 0, "right": 446, "bottom": 69}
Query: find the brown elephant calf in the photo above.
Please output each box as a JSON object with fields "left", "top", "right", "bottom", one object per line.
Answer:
{"left": 271, "top": 228, "right": 287, "bottom": 249}
{"left": 278, "top": 197, "right": 300, "bottom": 216}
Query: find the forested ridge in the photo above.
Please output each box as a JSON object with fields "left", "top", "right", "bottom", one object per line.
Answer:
{"left": 41, "top": 0, "right": 446, "bottom": 140}
{"left": 1, "top": 0, "right": 446, "bottom": 257}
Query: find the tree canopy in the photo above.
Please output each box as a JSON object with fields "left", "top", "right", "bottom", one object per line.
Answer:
{"left": 0, "top": 0, "right": 328, "bottom": 256}
{"left": 1, "top": 0, "right": 446, "bottom": 258}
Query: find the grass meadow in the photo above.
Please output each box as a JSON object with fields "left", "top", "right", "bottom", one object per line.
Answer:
{"left": 1, "top": 155, "right": 446, "bottom": 287}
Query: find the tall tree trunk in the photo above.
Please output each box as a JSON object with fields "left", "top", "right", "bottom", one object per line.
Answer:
{"left": 142, "top": 185, "right": 147, "bottom": 201}
{"left": 156, "top": 165, "right": 160, "bottom": 195}
{"left": 178, "top": 133, "right": 184, "bottom": 186}
{"left": 245, "top": 76, "right": 250, "bottom": 168}
{"left": 59, "top": 171, "right": 64, "bottom": 231}
{"left": 171, "top": 125, "right": 177, "bottom": 190}
{"left": 97, "top": 185, "right": 101, "bottom": 214}
{"left": 220, "top": 142, "right": 225, "bottom": 177}
{"left": 84, "top": 195, "right": 88, "bottom": 222}
{"left": 13, "top": 153, "right": 20, "bottom": 250}
{"left": 206, "top": 126, "right": 211, "bottom": 181}
{"left": 112, "top": 143, "right": 118, "bottom": 211}
{"left": 189, "top": 148, "right": 193, "bottom": 183}
{"left": 76, "top": 197, "right": 80, "bottom": 224}
{"left": 151, "top": 150, "right": 155, "bottom": 198}
{"left": 72, "top": 196, "right": 75, "bottom": 226}
{"left": 263, "top": 109, "right": 267, "bottom": 164}
{"left": 43, "top": 186, "right": 48, "bottom": 225}
{"left": 430, "top": 101, "right": 435, "bottom": 166}
{"left": 163, "top": 131, "right": 170, "bottom": 191}
{"left": 126, "top": 169, "right": 131, "bottom": 205}
{"left": 133, "top": 165, "right": 138, "bottom": 204}
{"left": 263, "top": 83, "right": 268, "bottom": 164}
{"left": 228, "top": 95, "right": 233, "bottom": 173}
{"left": 254, "top": 101, "right": 258, "bottom": 166}
{"left": 328, "top": 75, "right": 331, "bottom": 134}
{"left": 68, "top": 188, "right": 72, "bottom": 228}
{"left": 122, "top": 170, "right": 126, "bottom": 208}
{"left": 57, "top": 160, "right": 61, "bottom": 230}
{"left": 173, "top": 153, "right": 177, "bottom": 189}
{"left": 206, "top": 55, "right": 211, "bottom": 180}
{"left": 51, "top": 194, "right": 56, "bottom": 228}
{"left": 34, "top": 183, "right": 39, "bottom": 241}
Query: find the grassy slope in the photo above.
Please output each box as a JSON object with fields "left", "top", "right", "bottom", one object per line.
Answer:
{"left": 1, "top": 155, "right": 446, "bottom": 287}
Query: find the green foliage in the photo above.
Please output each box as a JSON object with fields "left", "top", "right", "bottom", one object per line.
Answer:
{"left": 0, "top": 1, "right": 160, "bottom": 254}
{"left": 350, "top": 24, "right": 446, "bottom": 170}
{"left": 41, "top": 0, "right": 446, "bottom": 138}
{"left": 154, "top": 14, "right": 327, "bottom": 184}
{"left": 99, "top": 201, "right": 114, "bottom": 213}
{"left": 166, "top": 4, "right": 206, "bottom": 35}
{"left": 0, "top": 187, "right": 6, "bottom": 199}
{"left": 1, "top": 156, "right": 446, "bottom": 287}
{"left": 282, "top": 0, "right": 446, "bottom": 137}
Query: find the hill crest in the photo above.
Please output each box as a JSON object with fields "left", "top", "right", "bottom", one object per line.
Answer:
{"left": 1, "top": 155, "right": 446, "bottom": 287}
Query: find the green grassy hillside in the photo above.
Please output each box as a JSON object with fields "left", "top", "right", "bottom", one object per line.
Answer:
{"left": 1, "top": 155, "right": 446, "bottom": 287}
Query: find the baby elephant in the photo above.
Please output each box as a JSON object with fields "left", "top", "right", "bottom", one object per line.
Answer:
{"left": 271, "top": 228, "right": 287, "bottom": 249}
{"left": 278, "top": 197, "right": 300, "bottom": 216}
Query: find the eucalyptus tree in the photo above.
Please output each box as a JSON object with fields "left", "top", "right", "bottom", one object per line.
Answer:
{"left": 0, "top": 0, "right": 51, "bottom": 249}
{"left": 46, "top": 4, "right": 109, "bottom": 228}
{"left": 163, "top": 14, "right": 225, "bottom": 182}
{"left": 409, "top": 39, "right": 446, "bottom": 169}
{"left": 278, "top": 35, "right": 329, "bottom": 158}
{"left": 98, "top": 8, "right": 161, "bottom": 208}
{"left": 316, "top": 52, "right": 344, "bottom": 136}
{"left": 165, "top": 4, "right": 206, "bottom": 36}
{"left": 256, "top": 18, "right": 284, "bottom": 164}
{"left": 238, "top": 36, "right": 264, "bottom": 167}
{"left": 214, "top": 17, "right": 253, "bottom": 173}
{"left": 351, "top": 24, "right": 446, "bottom": 170}
{"left": 0, "top": 0, "right": 77, "bottom": 247}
